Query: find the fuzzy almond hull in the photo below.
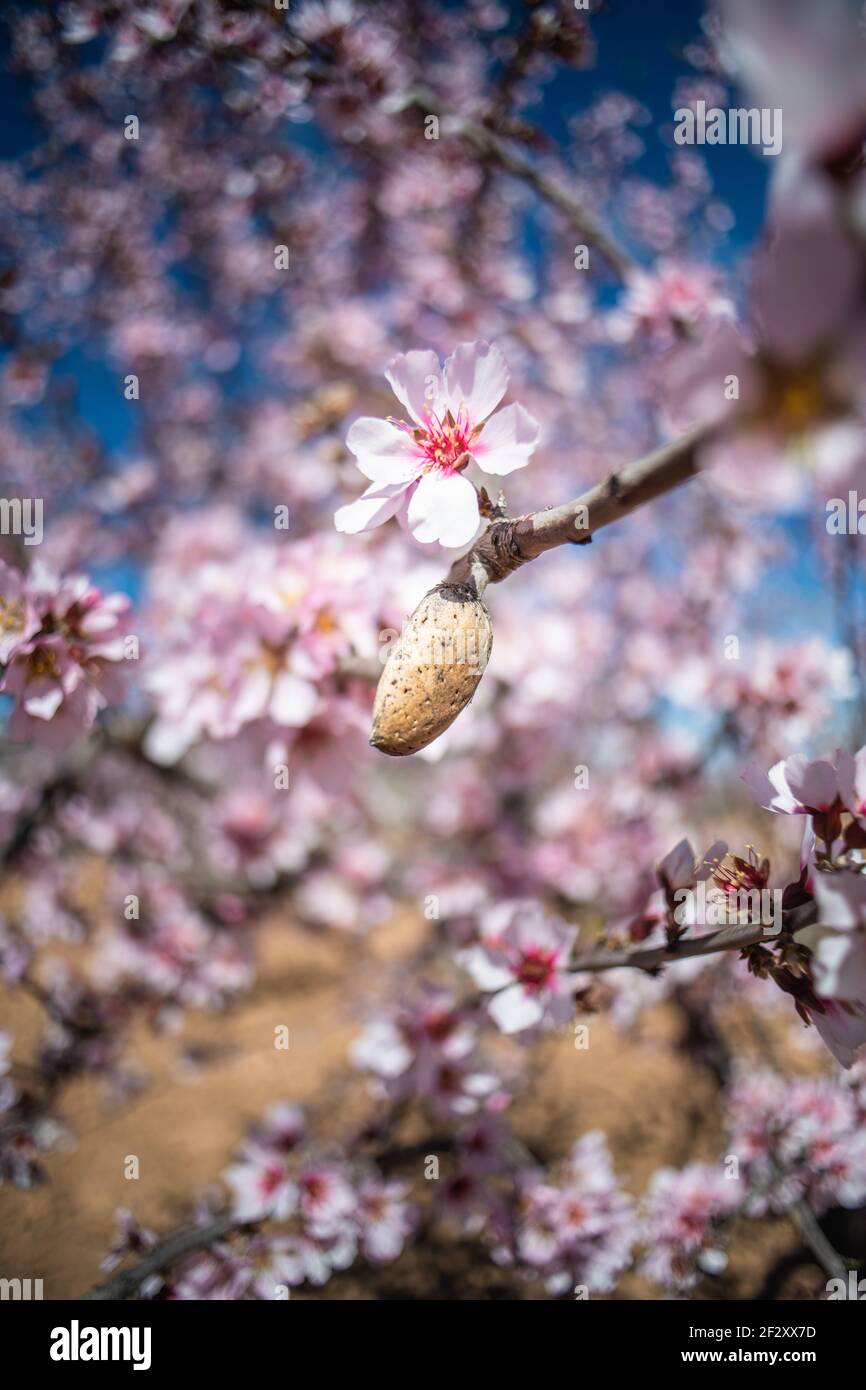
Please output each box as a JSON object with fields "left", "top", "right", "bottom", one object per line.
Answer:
{"left": 370, "top": 587, "right": 493, "bottom": 756}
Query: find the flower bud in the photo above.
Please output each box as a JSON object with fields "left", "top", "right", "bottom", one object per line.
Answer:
{"left": 370, "top": 585, "right": 493, "bottom": 756}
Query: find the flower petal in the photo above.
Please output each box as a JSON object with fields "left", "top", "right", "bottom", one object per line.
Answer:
{"left": 22, "top": 682, "right": 65, "bottom": 721}
{"left": 334, "top": 481, "right": 411, "bottom": 535}
{"left": 460, "top": 945, "right": 514, "bottom": 992}
{"left": 472, "top": 402, "right": 540, "bottom": 475}
{"left": 488, "top": 984, "right": 544, "bottom": 1034}
{"left": 445, "top": 340, "right": 509, "bottom": 422}
{"left": 270, "top": 671, "right": 319, "bottom": 727}
{"left": 384, "top": 350, "right": 445, "bottom": 425}
{"left": 345, "top": 417, "right": 421, "bottom": 483}
{"left": 813, "top": 933, "right": 866, "bottom": 1003}
{"left": 406, "top": 471, "right": 480, "bottom": 549}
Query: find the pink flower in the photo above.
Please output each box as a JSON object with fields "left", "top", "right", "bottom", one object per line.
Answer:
{"left": 721, "top": 0, "right": 866, "bottom": 177}
{"left": 297, "top": 1163, "right": 357, "bottom": 1236}
{"left": 335, "top": 341, "right": 540, "bottom": 548}
{"left": 0, "top": 562, "right": 39, "bottom": 664}
{"left": 657, "top": 837, "right": 726, "bottom": 893}
{"left": 742, "top": 753, "right": 842, "bottom": 815}
{"left": 809, "top": 1000, "right": 866, "bottom": 1072}
{"left": 461, "top": 901, "right": 577, "bottom": 1034}
{"left": 350, "top": 988, "right": 503, "bottom": 1116}
{"left": 356, "top": 1177, "right": 414, "bottom": 1262}
{"left": 0, "top": 563, "right": 130, "bottom": 749}
{"left": 640, "top": 1163, "right": 741, "bottom": 1291}
{"left": 610, "top": 260, "right": 733, "bottom": 343}
{"left": 514, "top": 1132, "right": 635, "bottom": 1294}
{"left": 727, "top": 1068, "right": 866, "bottom": 1210}
{"left": 837, "top": 747, "right": 866, "bottom": 823}
{"left": 240, "top": 1235, "right": 309, "bottom": 1300}
{"left": 811, "top": 871, "right": 866, "bottom": 1008}
{"left": 663, "top": 188, "right": 866, "bottom": 509}
{"left": 224, "top": 1145, "right": 298, "bottom": 1222}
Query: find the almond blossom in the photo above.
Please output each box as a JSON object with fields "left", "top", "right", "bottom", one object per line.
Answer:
{"left": 609, "top": 259, "right": 734, "bottom": 344}
{"left": 334, "top": 341, "right": 540, "bottom": 549}
{"left": 741, "top": 753, "right": 843, "bottom": 816}
{"left": 0, "top": 561, "right": 130, "bottom": 748}
{"left": 811, "top": 871, "right": 866, "bottom": 1007}
{"left": 460, "top": 900, "right": 578, "bottom": 1035}
{"left": 727, "top": 1068, "right": 866, "bottom": 1215}
{"left": 511, "top": 1132, "right": 635, "bottom": 1295}
{"left": 350, "top": 988, "right": 504, "bottom": 1118}
{"left": 223, "top": 1147, "right": 296, "bottom": 1224}
{"left": 639, "top": 1163, "right": 741, "bottom": 1291}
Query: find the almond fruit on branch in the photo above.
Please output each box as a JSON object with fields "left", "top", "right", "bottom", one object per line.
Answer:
{"left": 369, "top": 424, "right": 708, "bottom": 756}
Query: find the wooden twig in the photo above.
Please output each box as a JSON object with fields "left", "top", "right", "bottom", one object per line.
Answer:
{"left": 80, "top": 1213, "right": 239, "bottom": 1301}
{"left": 567, "top": 920, "right": 766, "bottom": 977}
{"left": 448, "top": 424, "right": 711, "bottom": 595}
{"left": 405, "top": 87, "right": 634, "bottom": 279}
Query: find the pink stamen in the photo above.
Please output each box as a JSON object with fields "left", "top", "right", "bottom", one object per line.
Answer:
{"left": 389, "top": 406, "right": 478, "bottom": 475}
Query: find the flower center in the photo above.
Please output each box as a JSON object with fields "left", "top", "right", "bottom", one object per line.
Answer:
{"left": 0, "top": 597, "right": 26, "bottom": 637}
{"left": 766, "top": 367, "right": 838, "bottom": 434}
{"left": 394, "top": 406, "right": 479, "bottom": 475}
{"left": 517, "top": 951, "right": 555, "bottom": 990}
{"left": 260, "top": 1163, "right": 286, "bottom": 1197}
{"left": 27, "top": 647, "right": 61, "bottom": 681}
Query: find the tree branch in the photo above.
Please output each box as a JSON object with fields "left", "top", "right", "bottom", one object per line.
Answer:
{"left": 80, "top": 1214, "right": 239, "bottom": 1301}
{"left": 790, "top": 1196, "right": 848, "bottom": 1284}
{"left": 448, "top": 424, "right": 711, "bottom": 594}
{"left": 568, "top": 920, "right": 767, "bottom": 977}
{"left": 405, "top": 88, "right": 634, "bottom": 279}
{"left": 455, "top": 121, "right": 634, "bottom": 279}
{"left": 568, "top": 899, "right": 818, "bottom": 977}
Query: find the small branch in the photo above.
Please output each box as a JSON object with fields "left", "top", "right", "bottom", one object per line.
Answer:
{"left": 569, "top": 921, "right": 767, "bottom": 976}
{"left": 789, "top": 1199, "right": 848, "bottom": 1283}
{"left": 448, "top": 424, "right": 711, "bottom": 594}
{"left": 456, "top": 120, "right": 634, "bottom": 279}
{"left": 80, "top": 1214, "right": 239, "bottom": 1301}
{"left": 405, "top": 88, "right": 634, "bottom": 279}
{"left": 79, "top": 1131, "right": 459, "bottom": 1300}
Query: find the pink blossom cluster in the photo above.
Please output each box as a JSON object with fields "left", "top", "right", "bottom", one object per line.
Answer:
{"left": 638, "top": 1162, "right": 742, "bottom": 1291}
{"left": 350, "top": 986, "right": 507, "bottom": 1118}
{"left": 215, "top": 1104, "right": 412, "bottom": 1294}
{"left": 0, "top": 560, "right": 130, "bottom": 748}
{"left": 141, "top": 512, "right": 440, "bottom": 774}
{"left": 142, "top": 522, "right": 380, "bottom": 766}
{"left": 101, "top": 1100, "right": 413, "bottom": 1297}
{"left": 509, "top": 1132, "right": 635, "bottom": 1295}
{"left": 726, "top": 1067, "right": 866, "bottom": 1217}
{"left": 96, "top": 869, "right": 253, "bottom": 1014}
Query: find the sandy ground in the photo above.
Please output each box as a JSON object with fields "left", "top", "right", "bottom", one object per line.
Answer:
{"left": 0, "top": 904, "right": 833, "bottom": 1300}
